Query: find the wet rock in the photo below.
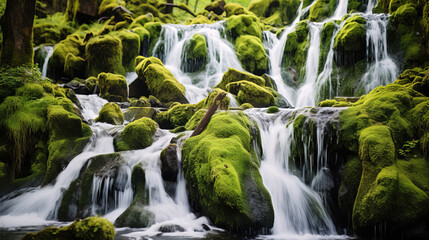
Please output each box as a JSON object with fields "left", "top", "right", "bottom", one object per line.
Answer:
{"left": 160, "top": 144, "right": 179, "bottom": 182}
{"left": 159, "top": 224, "right": 185, "bottom": 233}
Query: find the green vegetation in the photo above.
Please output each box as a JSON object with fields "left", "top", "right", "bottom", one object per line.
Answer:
{"left": 95, "top": 102, "right": 125, "bottom": 125}
{"left": 235, "top": 35, "right": 267, "bottom": 75}
{"left": 97, "top": 73, "right": 128, "bottom": 102}
{"left": 182, "top": 112, "right": 274, "bottom": 231}
{"left": 115, "top": 117, "right": 157, "bottom": 151}
{"left": 23, "top": 216, "right": 115, "bottom": 240}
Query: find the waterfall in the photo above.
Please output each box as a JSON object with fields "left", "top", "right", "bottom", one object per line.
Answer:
{"left": 332, "top": 0, "right": 349, "bottom": 20}
{"left": 361, "top": 14, "right": 398, "bottom": 93}
{"left": 0, "top": 125, "right": 116, "bottom": 228}
{"left": 246, "top": 108, "right": 339, "bottom": 236}
{"left": 41, "top": 46, "right": 54, "bottom": 78}
{"left": 152, "top": 22, "right": 242, "bottom": 103}
{"left": 296, "top": 22, "right": 323, "bottom": 107}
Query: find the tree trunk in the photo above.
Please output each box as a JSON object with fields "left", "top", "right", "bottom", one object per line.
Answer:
{"left": 0, "top": 0, "right": 36, "bottom": 68}
{"left": 190, "top": 92, "right": 226, "bottom": 137}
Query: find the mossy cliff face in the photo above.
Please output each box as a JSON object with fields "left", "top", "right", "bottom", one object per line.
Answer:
{"left": 182, "top": 112, "right": 274, "bottom": 233}
{"left": 134, "top": 56, "right": 188, "bottom": 104}
{"left": 23, "top": 216, "right": 115, "bottom": 240}
{"left": 338, "top": 66, "right": 429, "bottom": 236}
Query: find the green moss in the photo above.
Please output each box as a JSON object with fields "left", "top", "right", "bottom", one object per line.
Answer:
{"left": 224, "top": 3, "right": 248, "bottom": 17}
{"left": 334, "top": 17, "right": 366, "bottom": 52}
{"left": 155, "top": 104, "right": 198, "bottom": 129}
{"left": 64, "top": 53, "right": 86, "bottom": 79}
{"left": 85, "top": 35, "right": 125, "bottom": 77}
{"left": 23, "top": 216, "right": 115, "bottom": 240}
{"left": 185, "top": 109, "right": 207, "bottom": 130}
{"left": 267, "top": 106, "right": 279, "bottom": 113}
{"left": 240, "top": 103, "right": 254, "bottom": 109}
{"left": 33, "top": 13, "right": 74, "bottom": 46}
{"left": 49, "top": 35, "right": 83, "bottom": 80}
{"left": 319, "top": 21, "right": 336, "bottom": 73}
{"left": 115, "top": 117, "right": 157, "bottom": 151}
{"left": 131, "top": 27, "right": 150, "bottom": 56}
{"left": 115, "top": 163, "right": 153, "bottom": 227}
{"left": 216, "top": 68, "right": 265, "bottom": 90}
{"left": 248, "top": 0, "right": 300, "bottom": 26}
{"left": 129, "top": 15, "right": 152, "bottom": 29}
{"left": 318, "top": 99, "right": 352, "bottom": 107}
{"left": 235, "top": 35, "right": 268, "bottom": 75}
{"left": 99, "top": 0, "right": 126, "bottom": 16}
{"left": 308, "top": 0, "right": 338, "bottom": 22}
{"left": 182, "top": 112, "right": 274, "bottom": 231}
{"left": 144, "top": 22, "right": 162, "bottom": 53}
{"left": 182, "top": 34, "right": 208, "bottom": 72}
{"left": 227, "top": 81, "right": 275, "bottom": 107}
{"left": 195, "top": 88, "right": 230, "bottom": 110}
{"left": 186, "top": 15, "right": 212, "bottom": 25}
{"left": 109, "top": 30, "right": 141, "bottom": 72}
{"left": 123, "top": 107, "right": 157, "bottom": 122}
{"left": 226, "top": 15, "right": 263, "bottom": 40}
{"left": 136, "top": 57, "right": 187, "bottom": 104}
{"left": 282, "top": 21, "right": 309, "bottom": 83}
{"left": 97, "top": 73, "right": 128, "bottom": 102}
{"left": 338, "top": 156, "right": 362, "bottom": 212}
{"left": 95, "top": 102, "right": 125, "bottom": 125}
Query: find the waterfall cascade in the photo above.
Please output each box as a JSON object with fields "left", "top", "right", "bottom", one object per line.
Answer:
{"left": 1, "top": 0, "right": 407, "bottom": 239}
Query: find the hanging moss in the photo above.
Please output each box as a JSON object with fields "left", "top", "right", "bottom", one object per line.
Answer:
{"left": 115, "top": 117, "right": 157, "bottom": 151}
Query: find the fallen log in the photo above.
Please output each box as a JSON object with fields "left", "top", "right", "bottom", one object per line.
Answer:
{"left": 190, "top": 92, "right": 227, "bottom": 137}
{"left": 160, "top": 3, "right": 196, "bottom": 17}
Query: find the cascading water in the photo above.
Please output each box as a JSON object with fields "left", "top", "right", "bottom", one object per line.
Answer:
{"left": 361, "top": 14, "right": 398, "bottom": 93}
{"left": 246, "top": 108, "right": 338, "bottom": 236}
{"left": 37, "top": 45, "right": 54, "bottom": 78}
{"left": 153, "top": 22, "right": 242, "bottom": 103}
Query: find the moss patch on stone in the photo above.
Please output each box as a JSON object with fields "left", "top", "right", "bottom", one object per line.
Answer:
{"left": 115, "top": 117, "right": 157, "bottom": 151}
{"left": 95, "top": 102, "right": 125, "bottom": 125}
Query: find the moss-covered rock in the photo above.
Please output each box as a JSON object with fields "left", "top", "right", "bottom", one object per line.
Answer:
{"left": 334, "top": 16, "right": 367, "bottom": 66}
{"left": 109, "top": 30, "right": 141, "bottom": 72}
{"left": 95, "top": 102, "right": 124, "bottom": 125}
{"left": 227, "top": 81, "right": 275, "bottom": 107}
{"left": 135, "top": 57, "right": 188, "bottom": 104}
{"left": 224, "top": 3, "right": 248, "bottom": 17}
{"left": 308, "top": 0, "right": 338, "bottom": 22}
{"left": 85, "top": 35, "right": 125, "bottom": 77}
{"left": 318, "top": 99, "right": 352, "bottom": 107}
{"left": 185, "top": 15, "right": 212, "bottom": 25}
{"left": 23, "top": 216, "right": 115, "bottom": 240}
{"left": 115, "top": 117, "right": 157, "bottom": 151}
{"left": 195, "top": 88, "right": 230, "bottom": 110}
{"left": 123, "top": 107, "right": 157, "bottom": 122}
{"left": 48, "top": 35, "right": 83, "bottom": 80}
{"left": 267, "top": 106, "right": 279, "bottom": 113}
{"left": 181, "top": 34, "right": 208, "bottom": 72}
{"left": 240, "top": 103, "right": 254, "bottom": 109}
{"left": 226, "top": 15, "right": 263, "bottom": 40}
{"left": 155, "top": 104, "right": 198, "bottom": 129}
{"left": 131, "top": 27, "right": 150, "bottom": 56}
{"left": 182, "top": 112, "right": 274, "bottom": 232}
{"left": 115, "top": 163, "right": 154, "bottom": 227}
{"left": 98, "top": 0, "right": 126, "bottom": 16}
{"left": 216, "top": 68, "right": 265, "bottom": 90}
{"left": 97, "top": 73, "right": 128, "bottom": 102}
{"left": 235, "top": 35, "right": 268, "bottom": 75}
{"left": 64, "top": 53, "right": 86, "bottom": 79}
{"left": 185, "top": 109, "right": 207, "bottom": 130}
{"left": 248, "top": 0, "right": 301, "bottom": 26}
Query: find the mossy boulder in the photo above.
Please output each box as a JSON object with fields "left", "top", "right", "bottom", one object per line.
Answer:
{"left": 64, "top": 53, "right": 86, "bottom": 79}
{"left": 98, "top": 0, "right": 126, "bottom": 16}
{"left": 131, "top": 27, "right": 150, "bottom": 56}
{"left": 115, "top": 117, "right": 157, "bottom": 151}
{"left": 185, "top": 109, "right": 207, "bottom": 130}
{"left": 95, "top": 102, "right": 125, "bottom": 125}
{"left": 123, "top": 107, "right": 157, "bottom": 122}
{"left": 235, "top": 35, "right": 268, "bottom": 75}
{"left": 227, "top": 81, "right": 276, "bottom": 107}
{"left": 181, "top": 34, "right": 208, "bottom": 72}
{"left": 226, "top": 15, "right": 263, "bottom": 40}
{"left": 267, "top": 106, "right": 279, "bottom": 113}
{"left": 134, "top": 57, "right": 188, "bottom": 104}
{"left": 195, "top": 88, "right": 230, "bottom": 110}
{"left": 224, "top": 3, "right": 248, "bottom": 17}
{"left": 48, "top": 35, "right": 83, "bottom": 80}
{"left": 186, "top": 15, "right": 212, "bottom": 25}
{"left": 97, "top": 73, "right": 128, "bottom": 102}
{"left": 115, "top": 163, "right": 154, "bottom": 228}
{"left": 182, "top": 112, "right": 274, "bottom": 232}
{"left": 109, "top": 30, "right": 141, "bottom": 72}
{"left": 22, "top": 216, "right": 115, "bottom": 240}
{"left": 85, "top": 35, "right": 125, "bottom": 77}
{"left": 308, "top": 0, "right": 338, "bottom": 22}
{"left": 216, "top": 68, "right": 265, "bottom": 90}
{"left": 155, "top": 104, "right": 198, "bottom": 129}
{"left": 334, "top": 16, "right": 367, "bottom": 66}
{"left": 248, "top": 0, "right": 301, "bottom": 26}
